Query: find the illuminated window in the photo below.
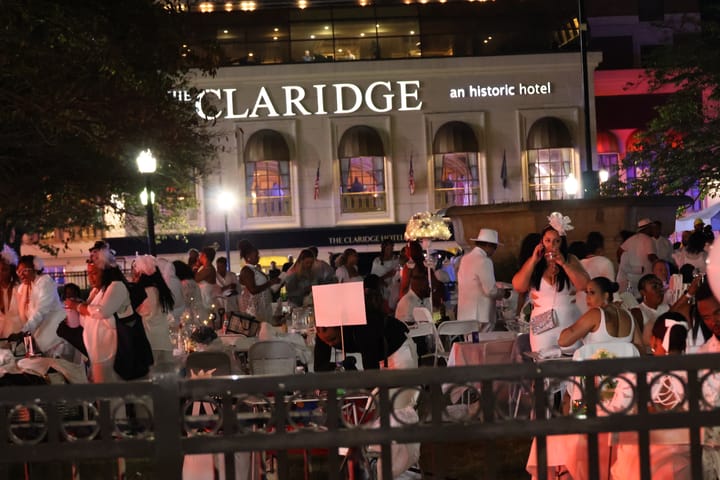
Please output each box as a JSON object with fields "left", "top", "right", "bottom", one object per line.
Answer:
{"left": 434, "top": 153, "right": 479, "bottom": 207}
{"left": 244, "top": 129, "right": 292, "bottom": 218}
{"left": 339, "top": 157, "right": 386, "bottom": 212}
{"left": 527, "top": 148, "right": 575, "bottom": 200}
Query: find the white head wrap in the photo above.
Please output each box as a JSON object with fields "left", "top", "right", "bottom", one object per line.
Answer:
{"left": 133, "top": 254, "right": 157, "bottom": 277}
{"left": 547, "top": 211, "right": 574, "bottom": 237}
{"left": 0, "top": 244, "right": 18, "bottom": 266}
{"left": 662, "top": 319, "right": 689, "bottom": 352}
{"left": 91, "top": 244, "right": 117, "bottom": 269}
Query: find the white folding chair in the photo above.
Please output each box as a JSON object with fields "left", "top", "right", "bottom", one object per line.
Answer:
{"left": 410, "top": 308, "right": 446, "bottom": 366}
{"left": 248, "top": 340, "right": 297, "bottom": 376}
{"left": 436, "top": 320, "right": 480, "bottom": 366}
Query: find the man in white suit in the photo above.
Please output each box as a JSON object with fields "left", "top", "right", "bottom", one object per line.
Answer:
{"left": 457, "top": 228, "right": 509, "bottom": 332}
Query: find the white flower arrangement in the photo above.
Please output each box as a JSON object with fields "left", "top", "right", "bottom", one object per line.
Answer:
{"left": 590, "top": 348, "right": 616, "bottom": 360}
{"left": 404, "top": 211, "right": 452, "bottom": 241}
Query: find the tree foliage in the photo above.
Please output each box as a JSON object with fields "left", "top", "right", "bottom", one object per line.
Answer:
{"left": 601, "top": 9, "right": 720, "bottom": 205}
{"left": 0, "top": 0, "right": 219, "bottom": 251}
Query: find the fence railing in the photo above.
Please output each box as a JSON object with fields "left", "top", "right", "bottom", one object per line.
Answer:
{"left": 1, "top": 353, "right": 719, "bottom": 480}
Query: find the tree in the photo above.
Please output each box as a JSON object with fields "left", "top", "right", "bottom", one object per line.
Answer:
{"left": 601, "top": 8, "right": 720, "bottom": 206}
{"left": 0, "top": 0, "right": 220, "bottom": 253}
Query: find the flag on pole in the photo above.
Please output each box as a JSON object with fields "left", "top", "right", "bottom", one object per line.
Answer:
{"left": 500, "top": 149, "right": 508, "bottom": 188}
{"left": 314, "top": 163, "right": 320, "bottom": 200}
{"left": 408, "top": 154, "right": 415, "bottom": 195}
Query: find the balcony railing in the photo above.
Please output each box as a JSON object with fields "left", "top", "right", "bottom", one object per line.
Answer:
{"left": 246, "top": 196, "right": 292, "bottom": 218}
{"left": 434, "top": 187, "right": 479, "bottom": 209}
{"left": 341, "top": 192, "right": 386, "bottom": 213}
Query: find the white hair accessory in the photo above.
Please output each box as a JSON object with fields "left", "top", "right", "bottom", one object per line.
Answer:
{"left": 547, "top": 211, "right": 574, "bottom": 236}
{"left": 133, "top": 255, "right": 157, "bottom": 277}
{"left": 0, "top": 244, "right": 18, "bottom": 266}
{"left": 662, "top": 319, "right": 688, "bottom": 352}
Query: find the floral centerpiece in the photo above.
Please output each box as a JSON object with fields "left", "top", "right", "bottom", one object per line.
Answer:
{"left": 573, "top": 349, "right": 619, "bottom": 416}
{"left": 404, "top": 211, "right": 451, "bottom": 242}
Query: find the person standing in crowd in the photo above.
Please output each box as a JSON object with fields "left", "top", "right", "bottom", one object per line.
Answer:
{"left": 157, "top": 258, "right": 185, "bottom": 328}
{"left": 187, "top": 248, "right": 200, "bottom": 272}
{"left": 512, "top": 212, "right": 589, "bottom": 353}
{"left": 282, "top": 255, "right": 294, "bottom": 273}
{"left": 457, "top": 228, "right": 509, "bottom": 332}
{"left": 268, "top": 261, "right": 281, "bottom": 279}
{"left": 673, "top": 231, "right": 709, "bottom": 274}
{"left": 132, "top": 255, "right": 174, "bottom": 366}
{"left": 284, "top": 249, "right": 317, "bottom": 307}
{"left": 617, "top": 218, "right": 658, "bottom": 295}
{"left": 653, "top": 220, "right": 675, "bottom": 267}
{"left": 0, "top": 245, "right": 21, "bottom": 345}
{"left": 577, "top": 231, "right": 616, "bottom": 314}
{"left": 308, "top": 246, "right": 336, "bottom": 284}
{"left": 14, "top": 255, "right": 69, "bottom": 358}
{"left": 371, "top": 239, "right": 399, "bottom": 308}
{"left": 64, "top": 246, "right": 128, "bottom": 383}
{"left": 238, "top": 239, "right": 282, "bottom": 338}
{"left": 194, "top": 246, "right": 220, "bottom": 315}
{"left": 335, "top": 248, "right": 363, "bottom": 283}
{"left": 215, "top": 256, "right": 239, "bottom": 314}
{"left": 173, "top": 260, "right": 207, "bottom": 327}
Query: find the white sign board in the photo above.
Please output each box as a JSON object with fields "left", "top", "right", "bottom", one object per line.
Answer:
{"left": 312, "top": 282, "right": 367, "bottom": 327}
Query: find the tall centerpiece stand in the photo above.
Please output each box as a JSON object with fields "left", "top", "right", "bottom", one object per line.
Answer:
{"left": 404, "top": 211, "right": 452, "bottom": 318}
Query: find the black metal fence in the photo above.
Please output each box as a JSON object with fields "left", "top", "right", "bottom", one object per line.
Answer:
{"left": 1, "top": 353, "right": 719, "bottom": 480}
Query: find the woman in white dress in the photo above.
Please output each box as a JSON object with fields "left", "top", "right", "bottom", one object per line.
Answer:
{"left": 194, "top": 247, "right": 221, "bottom": 315}
{"left": 173, "top": 260, "right": 207, "bottom": 328}
{"left": 132, "top": 255, "right": 174, "bottom": 366}
{"left": 559, "top": 277, "right": 642, "bottom": 349}
{"left": 64, "top": 246, "right": 129, "bottom": 383}
{"left": 370, "top": 239, "right": 399, "bottom": 308}
{"left": 238, "top": 239, "right": 282, "bottom": 339}
{"left": 512, "top": 212, "right": 589, "bottom": 354}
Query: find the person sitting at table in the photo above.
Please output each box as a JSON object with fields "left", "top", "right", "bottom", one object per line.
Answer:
{"left": 512, "top": 212, "right": 589, "bottom": 354}
{"left": 132, "top": 255, "right": 174, "bottom": 367}
{"left": 558, "top": 277, "right": 642, "bottom": 351}
{"left": 314, "top": 293, "right": 416, "bottom": 371}
{"left": 609, "top": 312, "right": 691, "bottom": 480}
{"left": 13, "top": 255, "right": 71, "bottom": 359}
{"left": 395, "top": 269, "right": 431, "bottom": 325}
{"left": 284, "top": 249, "right": 317, "bottom": 307}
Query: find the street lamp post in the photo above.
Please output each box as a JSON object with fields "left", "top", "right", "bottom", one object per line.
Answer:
{"left": 137, "top": 149, "right": 157, "bottom": 256}
{"left": 217, "top": 190, "right": 237, "bottom": 271}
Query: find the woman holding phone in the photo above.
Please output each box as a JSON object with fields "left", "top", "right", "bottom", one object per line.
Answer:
{"left": 512, "top": 212, "right": 590, "bottom": 354}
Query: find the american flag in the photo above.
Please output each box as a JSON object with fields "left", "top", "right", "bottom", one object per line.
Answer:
{"left": 408, "top": 154, "right": 415, "bottom": 195}
{"left": 313, "top": 163, "right": 320, "bottom": 200}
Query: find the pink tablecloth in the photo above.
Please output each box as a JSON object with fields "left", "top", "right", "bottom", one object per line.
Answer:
{"left": 526, "top": 433, "right": 613, "bottom": 480}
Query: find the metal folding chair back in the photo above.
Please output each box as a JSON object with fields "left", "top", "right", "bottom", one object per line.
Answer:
{"left": 248, "top": 340, "right": 296, "bottom": 376}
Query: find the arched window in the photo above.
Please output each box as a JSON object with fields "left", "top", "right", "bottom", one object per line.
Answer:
{"left": 525, "top": 117, "right": 575, "bottom": 200}
{"left": 432, "top": 121, "right": 480, "bottom": 208}
{"left": 244, "top": 129, "right": 292, "bottom": 217}
{"left": 597, "top": 130, "right": 620, "bottom": 184}
{"left": 337, "top": 126, "right": 386, "bottom": 213}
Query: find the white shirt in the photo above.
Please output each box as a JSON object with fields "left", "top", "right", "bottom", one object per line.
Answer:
{"left": 617, "top": 233, "right": 657, "bottom": 293}
{"left": 456, "top": 246, "right": 502, "bottom": 324}
{"left": 394, "top": 289, "right": 431, "bottom": 325}
{"left": 17, "top": 274, "right": 66, "bottom": 352}
{"left": 336, "top": 265, "right": 362, "bottom": 283}
{"left": 654, "top": 236, "right": 675, "bottom": 265}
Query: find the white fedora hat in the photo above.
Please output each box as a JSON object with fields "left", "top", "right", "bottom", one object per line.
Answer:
{"left": 470, "top": 228, "right": 502, "bottom": 245}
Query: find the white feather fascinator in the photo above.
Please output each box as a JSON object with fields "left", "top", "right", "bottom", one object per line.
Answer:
{"left": 547, "top": 212, "right": 574, "bottom": 237}
{"left": 133, "top": 254, "right": 157, "bottom": 277}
